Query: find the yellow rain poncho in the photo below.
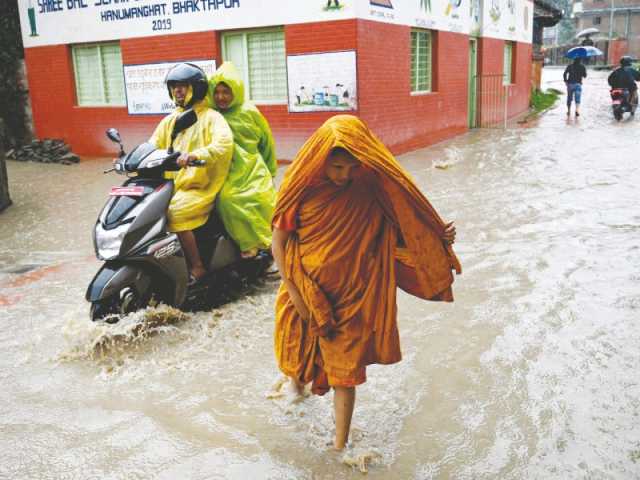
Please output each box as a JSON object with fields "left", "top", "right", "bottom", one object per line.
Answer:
{"left": 207, "top": 62, "right": 277, "bottom": 252}
{"left": 150, "top": 98, "right": 233, "bottom": 232}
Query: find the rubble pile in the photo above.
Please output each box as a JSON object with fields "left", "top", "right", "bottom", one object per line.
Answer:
{"left": 6, "top": 139, "right": 80, "bottom": 165}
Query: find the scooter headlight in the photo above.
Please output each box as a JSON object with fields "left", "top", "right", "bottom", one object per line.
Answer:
{"left": 95, "top": 222, "right": 129, "bottom": 260}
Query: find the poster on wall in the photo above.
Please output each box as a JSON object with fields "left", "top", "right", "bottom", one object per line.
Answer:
{"left": 364, "top": 0, "right": 471, "bottom": 35}
{"left": 518, "top": 0, "right": 533, "bottom": 43}
{"left": 123, "top": 60, "right": 216, "bottom": 115}
{"left": 470, "top": 0, "right": 482, "bottom": 36}
{"left": 480, "top": 0, "right": 531, "bottom": 41}
{"left": 287, "top": 51, "right": 358, "bottom": 113}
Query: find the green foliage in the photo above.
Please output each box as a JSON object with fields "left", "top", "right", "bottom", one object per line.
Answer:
{"left": 0, "top": 0, "right": 29, "bottom": 150}
{"left": 530, "top": 88, "right": 560, "bottom": 113}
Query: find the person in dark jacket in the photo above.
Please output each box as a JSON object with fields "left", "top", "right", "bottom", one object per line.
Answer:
{"left": 563, "top": 58, "right": 587, "bottom": 117}
{"left": 608, "top": 56, "right": 640, "bottom": 109}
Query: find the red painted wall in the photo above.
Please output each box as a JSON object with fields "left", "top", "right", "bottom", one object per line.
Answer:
{"left": 24, "top": 31, "right": 219, "bottom": 157}
{"left": 23, "top": 20, "right": 531, "bottom": 159}
{"left": 357, "top": 20, "right": 468, "bottom": 155}
{"left": 608, "top": 39, "right": 629, "bottom": 66}
{"left": 477, "top": 37, "right": 532, "bottom": 126}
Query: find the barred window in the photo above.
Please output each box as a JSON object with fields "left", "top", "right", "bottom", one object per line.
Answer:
{"left": 72, "top": 43, "right": 125, "bottom": 106}
{"left": 411, "top": 29, "right": 433, "bottom": 93}
{"left": 222, "top": 29, "right": 287, "bottom": 103}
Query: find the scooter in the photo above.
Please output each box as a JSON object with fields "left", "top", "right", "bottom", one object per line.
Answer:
{"left": 86, "top": 109, "right": 271, "bottom": 322}
{"left": 610, "top": 88, "right": 636, "bottom": 121}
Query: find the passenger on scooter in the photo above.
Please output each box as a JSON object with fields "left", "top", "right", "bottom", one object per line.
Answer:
{"left": 150, "top": 63, "right": 234, "bottom": 283}
{"left": 608, "top": 56, "right": 640, "bottom": 108}
{"left": 207, "top": 62, "right": 277, "bottom": 259}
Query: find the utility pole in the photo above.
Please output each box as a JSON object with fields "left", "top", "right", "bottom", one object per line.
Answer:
{"left": 608, "top": 0, "right": 615, "bottom": 64}
{"left": 609, "top": 0, "right": 615, "bottom": 42}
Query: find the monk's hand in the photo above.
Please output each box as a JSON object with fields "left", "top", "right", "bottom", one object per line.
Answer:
{"left": 177, "top": 152, "right": 197, "bottom": 168}
{"left": 444, "top": 221, "right": 456, "bottom": 245}
{"left": 290, "top": 292, "right": 311, "bottom": 322}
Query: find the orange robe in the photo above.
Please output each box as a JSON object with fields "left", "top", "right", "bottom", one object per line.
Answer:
{"left": 274, "top": 115, "right": 461, "bottom": 395}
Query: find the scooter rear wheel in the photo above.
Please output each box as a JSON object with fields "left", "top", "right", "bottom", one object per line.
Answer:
{"left": 613, "top": 108, "right": 623, "bottom": 121}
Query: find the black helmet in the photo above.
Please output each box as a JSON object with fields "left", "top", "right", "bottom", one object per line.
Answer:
{"left": 620, "top": 55, "right": 633, "bottom": 67}
{"left": 165, "top": 63, "right": 208, "bottom": 107}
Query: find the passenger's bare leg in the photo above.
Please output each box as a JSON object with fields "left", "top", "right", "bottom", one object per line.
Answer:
{"left": 334, "top": 386, "right": 356, "bottom": 450}
{"left": 177, "top": 230, "right": 206, "bottom": 280}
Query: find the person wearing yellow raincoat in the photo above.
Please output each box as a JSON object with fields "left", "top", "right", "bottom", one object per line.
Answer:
{"left": 207, "top": 62, "right": 277, "bottom": 258}
{"left": 271, "top": 115, "right": 461, "bottom": 451}
{"left": 150, "top": 63, "right": 233, "bottom": 282}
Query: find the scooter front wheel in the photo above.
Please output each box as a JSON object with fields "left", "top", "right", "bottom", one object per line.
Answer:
{"left": 90, "top": 296, "right": 121, "bottom": 323}
{"left": 90, "top": 287, "right": 150, "bottom": 323}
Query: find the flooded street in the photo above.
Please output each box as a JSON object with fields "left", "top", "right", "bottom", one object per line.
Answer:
{"left": 1, "top": 68, "right": 639, "bottom": 479}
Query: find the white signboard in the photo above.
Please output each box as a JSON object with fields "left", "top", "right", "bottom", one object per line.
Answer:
{"left": 480, "top": 0, "right": 531, "bottom": 41}
{"left": 287, "top": 51, "right": 358, "bottom": 113}
{"left": 518, "top": 0, "right": 533, "bottom": 43}
{"left": 18, "top": 0, "right": 357, "bottom": 48}
{"left": 359, "top": 0, "right": 531, "bottom": 43}
{"left": 124, "top": 60, "right": 216, "bottom": 115}
{"left": 17, "top": 0, "right": 531, "bottom": 49}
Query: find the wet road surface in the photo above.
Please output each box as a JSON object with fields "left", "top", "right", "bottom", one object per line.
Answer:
{"left": 1, "top": 68, "right": 639, "bottom": 479}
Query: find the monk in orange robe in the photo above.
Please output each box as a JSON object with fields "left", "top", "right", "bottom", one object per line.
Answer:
{"left": 271, "top": 115, "right": 461, "bottom": 450}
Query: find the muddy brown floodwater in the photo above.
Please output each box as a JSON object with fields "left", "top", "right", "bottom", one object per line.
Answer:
{"left": 1, "top": 68, "right": 639, "bottom": 479}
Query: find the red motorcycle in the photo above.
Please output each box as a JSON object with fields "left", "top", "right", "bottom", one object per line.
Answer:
{"left": 610, "top": 88, "right": 636, "bottom": 121}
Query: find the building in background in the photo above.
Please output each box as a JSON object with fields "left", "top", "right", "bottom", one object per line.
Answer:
{"left": 17, "top": 0, "right": 534, "bottom": 158}
{"left": 574, "top": 0, "right": 640, "bottom": 62}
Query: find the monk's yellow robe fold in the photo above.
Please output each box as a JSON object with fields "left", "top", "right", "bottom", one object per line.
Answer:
{"left": 274, "top": 115, "right": 461, "bottom": 394}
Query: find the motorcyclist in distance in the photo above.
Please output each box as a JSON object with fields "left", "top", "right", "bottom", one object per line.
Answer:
{"left": 608, "top": 55, "right": 640, "bottom": 110}
{"left": 150, "top": 63, "right": 233, "bottom": 284}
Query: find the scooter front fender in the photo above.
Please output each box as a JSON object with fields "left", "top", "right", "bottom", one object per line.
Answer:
{"left": 86, "top": 262, "right": 151, "bottom": 302}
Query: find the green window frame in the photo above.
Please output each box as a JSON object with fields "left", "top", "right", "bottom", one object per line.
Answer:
{"left": 72, "top": 43, "right": 125, "bottom": 106}
{"left": 503, "top": 41, "right": 514, "bottom": 85}
{"left": 221, "top": 28, "right": 287, "bottom": 104}
{"left": 411, "top": 29, "right": 433, "bottom": 93}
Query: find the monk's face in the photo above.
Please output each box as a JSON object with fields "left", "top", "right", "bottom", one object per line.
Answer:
{"left": 214, "top": 83, "right": 234, "bottom": 111}
{"left": 324, "top": 149, "right": 360, "bottom": 187}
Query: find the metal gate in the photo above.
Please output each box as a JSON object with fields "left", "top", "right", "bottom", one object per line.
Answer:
{"left": 474, "top": 74, "right": 512, "bottom": 128}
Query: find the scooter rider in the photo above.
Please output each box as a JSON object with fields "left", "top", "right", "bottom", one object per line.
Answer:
{"left": 150, "top": 63, "right": 233, "bottom": 284}
{"left": 608, "top": 56, "right": 640, "bottom": 109}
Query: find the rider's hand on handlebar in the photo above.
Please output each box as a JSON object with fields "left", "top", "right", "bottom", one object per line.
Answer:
{"left": 177, "top": 152, "right": 198, "bottom": 168}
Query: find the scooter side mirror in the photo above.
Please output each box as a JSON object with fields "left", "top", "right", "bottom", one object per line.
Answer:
{"left": 106, "top": 128, "right": 122, "bottom": 144}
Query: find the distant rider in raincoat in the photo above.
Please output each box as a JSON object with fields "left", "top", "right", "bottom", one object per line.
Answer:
{"left": 150, "top": 63, "right": 233, "bottom": 283}
{"left": 207, "top": 62, "right": 277, "bottom": 258}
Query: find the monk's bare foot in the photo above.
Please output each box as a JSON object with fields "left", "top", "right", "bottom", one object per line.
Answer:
{"left": 265, "top": 376, "right": 288, "bottom": 399}
{"left": 333, "top": 437, "right": 346, "bottom": 450}
{"left": 265, "top": 376, "right": 308, "bottom": 404}
{"left": 340, "top": 448, "right": 380, "bottom": 473}
{"left": 286, "top": 377, "right": 308, "bottom": 404}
